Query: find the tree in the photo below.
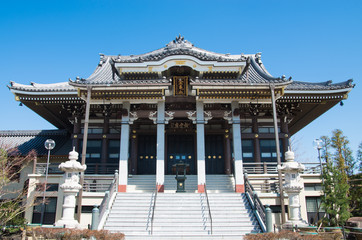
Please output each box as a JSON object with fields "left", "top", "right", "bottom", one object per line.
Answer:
{"left": 349, "top": 142, "right": 362, "bottom": 216}
{"left": 0, "top": 147, "right": 36, "bottom": 226}
{"left": 320, "top": 130, "right": 351, "bottom": 226}
{"left": 358, "top": 142, "right": 362, "bottom": 173}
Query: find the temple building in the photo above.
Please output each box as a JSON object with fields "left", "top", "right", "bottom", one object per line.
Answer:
{"left": 3, "top": 36, "right": 354, "bottom": 235}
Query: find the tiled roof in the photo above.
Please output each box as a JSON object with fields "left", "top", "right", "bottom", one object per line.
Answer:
{"left": 7, "top": 37, "right": 354, "bottom": 92}
{"left": 8, "top": 81, "right": 76, "bottom": 92}
{"left": 0, "top": 130, "right": 71, "bottom": 156}
{"left": 285, "top": 79, "right": 354, "bottom": 91}
{"left": 192, "top": 56, "right": 292, "bottom": 86}
{"left": 112, "top": 36, "right": 247, "bottom": 64}
{"left": 70, "top": 56, "right": 170, "bottom": 86}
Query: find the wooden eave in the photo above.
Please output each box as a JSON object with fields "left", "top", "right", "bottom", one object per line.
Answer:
{"left": 78, "top": 88, "right": 165, "bottom": 101}
{"left": 196, "top": 87, "right": 284, "bottom": 100}
{"left": 279, "top": 91, "right": 348, "bottom": 135}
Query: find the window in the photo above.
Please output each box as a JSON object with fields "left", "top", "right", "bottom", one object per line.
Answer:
{"left": 241, "top": 127, "right": 252, "bottom": 133}
{"left": 75, "top": 205, "right": 95, "bottom": 214}
{"left": 36, "top": 183, "right": 59, "bottom": 192}
{"left": 79, "top": 140, "right": 102, "bottom": 164}
{"left": 242, "top": 140, "right": 254, "bottom": 163}
{"left": 258, "top": 127, "right": 280, "bottom": 133}
{"left": 81, "top": 128, "right": 103, "bottom": 134}
{"left": 306, "top": 197, "right": 324, "bottom": 225}
{"left": 304, "top": 183, "right": 322, "bottom": 191}
{"left": 268, "top": 205, "right": 288, "bottom": 214}
{"left": 108, "top": 140, "right": 120, "bottom": 163}
{"left": 259, "top": 139, "right": 283, "bottom": 162}
{"left": 32, "top": 197, "right": 57, "bottom": 225}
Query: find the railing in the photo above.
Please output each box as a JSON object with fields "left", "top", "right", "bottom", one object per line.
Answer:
{"left": 246, "top": 178, "right": 279, "bottom": 193}
{"left": 96, "top": 170, "right": 118, "bottom": 230}
{"left": 243, "top": 162, "right": 278, "bottom": 174}
{"left": 204, "top": 184, "right": 213, "bottom": 235}
{"left": 243, "top": 162, "right": 322, "bottom": 174}
{"left": 149, "top": 186, "right": 158, "bottom": 235}
{"left": 244, "top": 173, "right": 267, "bottom": 232}
{"left": 34, "top": 163, "right": 119, "bottom": 175}
{"left": 35, "top": 162, "right": 322, "bottom": 175}
{"left": 35, "top": 163, "right": 63, "bottom": 174}
{"left": 85, "top": 163, "right": 119, "bottom": 175}
{"left": 83, "top": 179, "right": 113, "bottom": 192}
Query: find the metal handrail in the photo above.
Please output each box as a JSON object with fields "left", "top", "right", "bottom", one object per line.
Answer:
{"left": 244, "top": 173, "right": 266, "bottom": 232}
{"left": 97, "top": 170, "right": 118, "bottom": 229}
{"left": 150, "top": 185, "right": 158, "bottom": 235}
{"left": 204, "top": 184, "right": 213, "bottom": 235}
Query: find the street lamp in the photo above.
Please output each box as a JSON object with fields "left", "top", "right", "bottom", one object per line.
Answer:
{"left": 313, "top": 139, "right": 323, "bottom": 179}
{"left": 40, "top": 139, "right": 55, "bottom": 225}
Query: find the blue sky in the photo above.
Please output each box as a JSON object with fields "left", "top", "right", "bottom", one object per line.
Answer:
{"left": 1, "top": 0, "right": 361, "bottom": 162}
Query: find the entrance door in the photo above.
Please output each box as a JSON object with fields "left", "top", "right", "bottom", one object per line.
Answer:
{"left": 167, "top": 135, "right": 195, "bottom": 174}
{"left": 137, "top": 135, "right": 156, "bottom": 174}
{"left": 205, "top": 135, "right": 224, "bottom": 174}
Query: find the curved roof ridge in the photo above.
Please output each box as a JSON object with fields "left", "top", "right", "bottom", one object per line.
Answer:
{"left": 286, "top": 79, "right": 355, "bottom": 91}
{"left": 86, "top": 56, "right": 112, "bottom": 80}
{"left": 236, "top": 56, "right": 292, "bottom": 85}
{"left": 70, "top": 56, "right": 121, "bottom": 85}
{"left": 249, "top": 55, "right": 286, "bottom": 82}
{"left": 112, "top": 38, "right": 247, "bottom": 63}
{"left": 8, "top": 81, "right": 76, "bottom": 92}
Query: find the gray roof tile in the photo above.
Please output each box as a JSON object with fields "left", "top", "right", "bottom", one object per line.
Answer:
{"left": 8, "top": 81, "right": 76, "bottom": 92}
{"left": 285, "top": 79, "right": 354, "bottom": 91}
{"left": 0, "top": 130, "right": 71, "bottom": 155}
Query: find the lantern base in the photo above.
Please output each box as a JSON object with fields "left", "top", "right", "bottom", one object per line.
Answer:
{"left": 54, "top": 219, "right": 81, "bottom": 229}
{"left": 282, "top": 220, "right": 309, "bottom": 230}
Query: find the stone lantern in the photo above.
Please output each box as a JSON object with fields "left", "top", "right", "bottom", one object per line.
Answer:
{"left": 55, "top": 147, "right": 86, "bottom": 228}
{"left": 278, "top": 148, "right": 308, "bottom": 228}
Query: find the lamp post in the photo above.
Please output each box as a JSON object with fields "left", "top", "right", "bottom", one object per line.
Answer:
{"left": 313, "top": 139, "right": 323, "bottom": 180}
{"left": 40, "top": 139, "right": 55, "bottom": 225}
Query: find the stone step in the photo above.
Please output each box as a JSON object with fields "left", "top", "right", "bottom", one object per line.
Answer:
{"left": 123, "top": 235, "right": 245, "bottom": 240}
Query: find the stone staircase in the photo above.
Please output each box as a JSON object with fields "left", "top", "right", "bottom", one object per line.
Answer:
{"left": 207, "top": 193, "right": 261, "bottom": 236}
{"left": 127, "top": 174, "right": 235, "bottom": 193}
{"left": 103, "top": 193, "right": 153, "bottom": 236}
{"left": 103, "top": 175, "right": 262, "bottom": 239}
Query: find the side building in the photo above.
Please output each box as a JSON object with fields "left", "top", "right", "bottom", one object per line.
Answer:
{"left": 4, "top": 37, "right": 354, "bottom": 229}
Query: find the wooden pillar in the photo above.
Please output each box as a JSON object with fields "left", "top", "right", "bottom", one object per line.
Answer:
{"left": 223, "top": 124, "right": 232, "bottom": 175}
{"left": 196, "top": 101, "right": 206, "bottom": 193}
{"left": 231, "top": 101, "right": 244, "bottom": 193}
{"left": 130, "top": 129, "right": 138, "bottom": 175}
{"left": 252, "top": 117, "right": 261, "bottom": 164}
{"left": 281, "top": 115, "right": 289, "bottom": 159}
{"left": 156, "top": 101, "right": 165, "bottom": 192}
{"left": 73, "top": 115, "right": 81, "bottom": 152}
{"left": 118, "top": 102, "right": 130, "bottom": 192}
{"left": 101, "top": 116, "right": 109, "bottom": 174}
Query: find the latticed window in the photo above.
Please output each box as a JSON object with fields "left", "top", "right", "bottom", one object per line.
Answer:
{"left": 242, "top": 140, "right": 254, "bottom": 163}
{"left": 306, "top": 197, "right": 324, "bottom": 224}
{"left": 108, "top": 140, "right": 120, "bottom": 163}
{"left": 260, "top": 139, "right": 283, "bottom": 162}
{"left": 32, "top": 197, "right": 57, "bottom": 225}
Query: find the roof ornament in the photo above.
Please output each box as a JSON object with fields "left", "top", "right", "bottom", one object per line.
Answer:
{"left": 166, "top": 34, "right": 193, "bottom": 49}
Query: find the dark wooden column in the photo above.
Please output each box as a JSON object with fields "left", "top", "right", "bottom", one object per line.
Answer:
{"left": 101, "top": 116, "right": 110, "bottom": 174}
{"left": 224, "top": 128, "right": 232, "bottom": 175}
{"left": 72, "top": 115, "right": 81, "bottom": 152}
{"left": 281, "top": 115, "right": 289, "bottom": 159}
{"left": 130, "top": 129, "right": 138, "bottom": 175}
{"left": 252, "top": 117, "right": 261, "bottom": 164}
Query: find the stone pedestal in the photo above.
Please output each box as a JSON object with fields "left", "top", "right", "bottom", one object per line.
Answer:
{"left": 278, "top": 148, "right": 308, "bottom": 229}
{"left": 55, "top": 148, "right": 86, "bottom": 228}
